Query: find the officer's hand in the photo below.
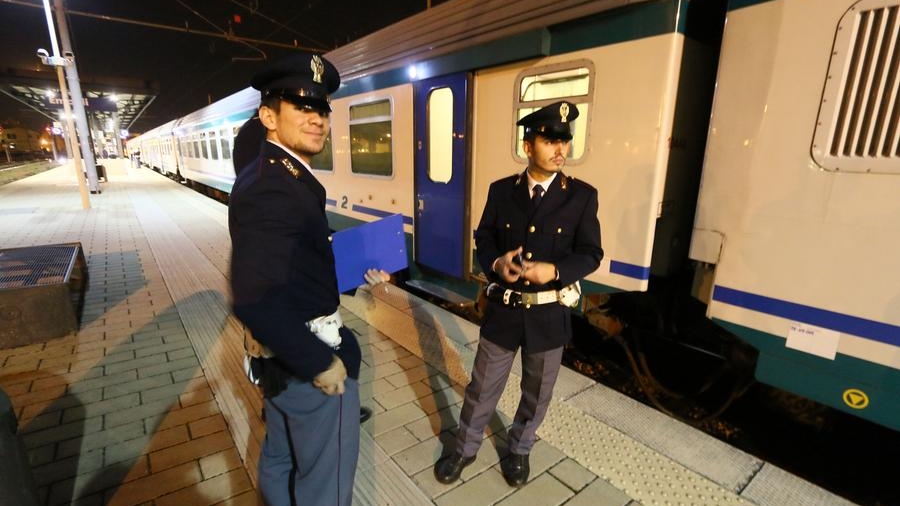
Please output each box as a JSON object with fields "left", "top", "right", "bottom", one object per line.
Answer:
{"left": 494, "top": 247, "right": 524, "bottom": 283}
{"left": 364, "top": 268, "right": 390, "bottom": 287}
{"left": 313, "top": 355, "right": 347, "bottom": 396}
{"left": 521, "top": 261, "right": 557, "bottom": 285}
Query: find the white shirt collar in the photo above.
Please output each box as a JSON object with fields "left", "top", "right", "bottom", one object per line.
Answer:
{"left": 266, "top": 139, "right": 314, "bottom": 172}
{"left": 527, "top": 172, "right": 556, "bottom": 195}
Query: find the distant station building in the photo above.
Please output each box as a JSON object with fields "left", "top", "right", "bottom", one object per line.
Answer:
{"left": 0, "top": 123, "right": 57, "bottom": 162}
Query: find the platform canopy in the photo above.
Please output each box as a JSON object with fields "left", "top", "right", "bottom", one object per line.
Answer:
{"left": 0, "top": 65, "right": 157, "bottom": 132}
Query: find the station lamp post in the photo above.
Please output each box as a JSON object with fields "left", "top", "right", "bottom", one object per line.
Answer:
{"left": 36, "top": 52, "right": 90, "bottom": 208}
{"left": 37, "top": 0, "right": 91, "bottom": 208}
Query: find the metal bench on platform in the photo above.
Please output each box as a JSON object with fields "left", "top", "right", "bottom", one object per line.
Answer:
{"left": 0, "top": 243, "right": 88, "bottom": 348}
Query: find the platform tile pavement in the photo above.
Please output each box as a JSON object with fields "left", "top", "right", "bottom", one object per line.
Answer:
{"left": 344, "top": 308, "right": 638, "bottom": 506}
{"left": 0, "top": 164, "right": 255, "bottom": 505}
{"left": 0, "top": 163, "right": 638, "bottom": 506}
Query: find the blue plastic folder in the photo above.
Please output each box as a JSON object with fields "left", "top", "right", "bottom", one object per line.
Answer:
{"left": 332, "top": 214, "right": 408, "bottom": 293}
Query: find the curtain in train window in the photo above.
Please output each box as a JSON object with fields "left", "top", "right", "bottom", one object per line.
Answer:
{"left": 349, "top": 99, "right": 393, "bottom": 176}
{"left": 514, "top": 62, "right": 594, "bottom": 163}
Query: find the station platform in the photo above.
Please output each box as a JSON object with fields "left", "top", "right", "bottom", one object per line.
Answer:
{"left": 0, "top": 161, "right": 857, "bottom": 506}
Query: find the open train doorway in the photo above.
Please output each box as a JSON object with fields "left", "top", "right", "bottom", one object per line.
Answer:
{"left": 413, "top": 73, "right": 470, "bottom": 279}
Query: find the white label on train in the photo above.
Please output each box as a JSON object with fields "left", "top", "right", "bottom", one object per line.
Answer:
{"left": 786, "top": 322, "right": 840, "bottom": 360}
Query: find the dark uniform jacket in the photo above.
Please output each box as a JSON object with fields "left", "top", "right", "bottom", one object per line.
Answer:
{"left": 229, "top": 141, "right": 361, "bottom": 381}
{"left": 475, "top": 170, "right": 603, "bottom": 352}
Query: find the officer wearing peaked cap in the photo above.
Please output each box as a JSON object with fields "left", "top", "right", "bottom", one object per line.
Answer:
{"left": 228, "top": 52, "right": 360, "bottom": 506}
{"left": 517, "top": 99, "right": 580, "bottom": 140}
{"left": 250, "top": 52, "right": 341, "bottom": 111}
{"left": 435, "top": 100, "right": 603, "bottom": 488}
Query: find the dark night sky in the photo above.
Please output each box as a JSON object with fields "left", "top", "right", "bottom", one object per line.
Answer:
{"left": 0, "top": 0, "right": 445, "bottom": 133}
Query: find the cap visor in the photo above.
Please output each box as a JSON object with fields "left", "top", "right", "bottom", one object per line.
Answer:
{"left": 280, "top": 95, "right": 331, "bottom": 113}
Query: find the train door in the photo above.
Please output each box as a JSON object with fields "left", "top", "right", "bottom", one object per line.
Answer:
{"left": 413, "top": 73, "right": 469, "bottom": 278}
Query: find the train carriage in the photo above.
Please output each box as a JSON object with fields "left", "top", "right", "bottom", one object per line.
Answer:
{"left": 174, "top": 87, "right": 258, "bottom": 192}
{"left": 129, "top": 0, "right": 900, "bottom": 431}
{"left": 691, "top": 0, "right": 900, "bottom": 429}
{"left": 134, "top": 119, "right": 178, "bottom": 176}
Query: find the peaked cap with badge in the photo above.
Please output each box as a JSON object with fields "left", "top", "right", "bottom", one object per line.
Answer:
{"left": 517, "top": 100, "right": 580, "bottom": 141}
{"left": 251, "top": 51, "right": 341, "bottom": 112}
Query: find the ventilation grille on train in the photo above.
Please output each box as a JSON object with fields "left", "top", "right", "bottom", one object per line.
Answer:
{"left": 813, "top": 0, "right": 900, "bottom": 173}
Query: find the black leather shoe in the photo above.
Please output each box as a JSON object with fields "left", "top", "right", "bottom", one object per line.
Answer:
{"left": 360, "top": 406, "right": 372, "bottom": 423}
{"left": 501, "top": 453, "right": 530, "bottom": 487}
{"left": 433, "top": 453, "right": 476, "bottom": 484}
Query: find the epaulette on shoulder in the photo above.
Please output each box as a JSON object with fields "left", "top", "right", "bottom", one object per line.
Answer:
{"left": 267, "top": 157, "right": 301, "bottom": 179}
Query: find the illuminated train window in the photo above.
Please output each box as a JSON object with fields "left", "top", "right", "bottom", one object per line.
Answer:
{"left": 219, "top": 129, "right": 231, "bottom": 160}
{"left": 349, "top": 99, "right": 393, "bottom": 177}
{"left": 428, "top": 87, "right": 453, "bottom": 184}
{"left": 209, "top": 130, "right": 219, "bottom": 160}
{"left": 513, "top": 61, "right": 594, "bottom": 163}
{"left": 199, "top": 132, "right": 209, "bottom": 160}
{"left": 813, "top": 0, "right": 900, "bottom": 174}
{"left": 311, "top": 133, "right": 333, "bottom": 172}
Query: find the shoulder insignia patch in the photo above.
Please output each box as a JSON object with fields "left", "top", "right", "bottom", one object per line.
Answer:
{"left": 280, "top": 158, "right": 301, "bottom": 179}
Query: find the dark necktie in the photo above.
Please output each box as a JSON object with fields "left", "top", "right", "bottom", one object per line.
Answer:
{"left": 531, "top": 185, "right": 544, "bottom": 212}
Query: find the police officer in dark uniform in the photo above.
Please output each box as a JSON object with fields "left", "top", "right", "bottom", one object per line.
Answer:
{"left": 434, "top": 101, "right": 603, "bottom": 487}
{"left": 228, "top": 52, "right": 361, "bottom": 506}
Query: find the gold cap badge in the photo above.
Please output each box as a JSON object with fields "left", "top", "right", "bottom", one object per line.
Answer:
{"left": 311, "top": 55, "right": 324, "bottom": 84}
{"left": 559, "top": 103, "right": 570, "bottom": 123}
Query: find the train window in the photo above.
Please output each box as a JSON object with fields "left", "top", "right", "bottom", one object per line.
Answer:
{"left": 311, "top": 133, "right": 333, "bottom": 172}
{"left": 349, "top": 99, "right": 393, "bottom": 177}
{"left": 200, "top": 132, "right": 209, "bottom": 159}
{"left": 514, "top": 61, "right": 594, "bottom": 163}
{"left": 209, "top": 131, "right": 219, "bottom": 160}
{"left": 812, "top": 0, "right": 900, "bottom": 174}
{"left": 520, "top": 68, "right": 590, "bottom": 100}
{"left": 428, "top": 87, "right": 453, "bottom": 183}
{"left": 220, "top": 129, "right": 231, "bottom": 160}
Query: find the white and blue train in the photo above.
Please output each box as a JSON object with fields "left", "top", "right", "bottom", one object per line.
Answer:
{"left": 131, "top": 0, "right": 900, "bottom": 431}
